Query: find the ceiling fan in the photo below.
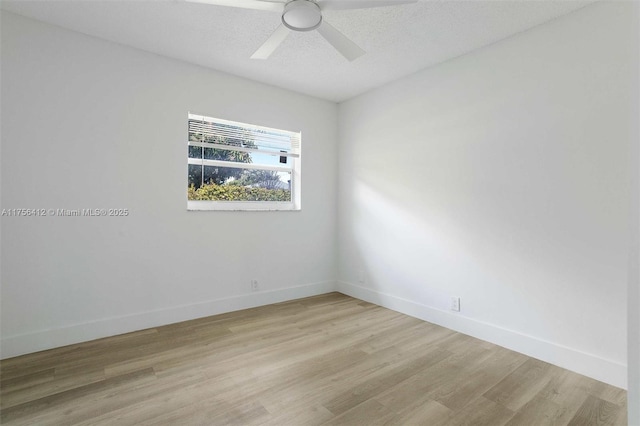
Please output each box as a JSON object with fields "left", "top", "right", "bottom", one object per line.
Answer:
{"left": 185, "top": 0, "right": 418, "bottom": 61}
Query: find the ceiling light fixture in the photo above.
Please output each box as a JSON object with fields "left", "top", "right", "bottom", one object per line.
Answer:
{"left": 282, "top": 0, "right": 322, "bottom": 32}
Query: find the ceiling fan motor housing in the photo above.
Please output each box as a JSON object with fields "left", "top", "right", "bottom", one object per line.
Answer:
{"left": 282, "top": 0, "right": 322, "bottom": 32}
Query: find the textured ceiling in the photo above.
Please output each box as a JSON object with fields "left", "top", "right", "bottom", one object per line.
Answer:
{"left": 1, "top": 0, "right": 596, "bottom": 102}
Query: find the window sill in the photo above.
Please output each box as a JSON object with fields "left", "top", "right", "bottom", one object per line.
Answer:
{"left": 187, "top": 200, "right": 300, "bottom": 211}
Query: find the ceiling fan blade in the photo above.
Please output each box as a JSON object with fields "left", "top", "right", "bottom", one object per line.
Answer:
{"left": 316, "top": 21, "right": 365, "bottom": 61}
{"left": 319, "top": 0, "right": 417, "bottom": 11}
{"left": 251, "top": 24, "right": 290, "bottom": 59}
{"left": 185, "top": 0, "right": 285, "bottom": 12}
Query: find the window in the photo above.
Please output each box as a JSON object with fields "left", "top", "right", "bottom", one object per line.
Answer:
{"left": 187, "top": 113, "right": 301, "bottom": 211}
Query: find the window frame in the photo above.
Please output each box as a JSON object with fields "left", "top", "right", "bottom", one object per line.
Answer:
{"left": 186, "top": 113, "right": 301, "bottom": 211}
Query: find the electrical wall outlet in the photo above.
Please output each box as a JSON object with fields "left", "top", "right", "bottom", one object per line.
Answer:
{"left": 251, "top": 280, "right": 259, "bottom": 292}
{"left": 450, "top": 296, "right": 461, "bottom": 312}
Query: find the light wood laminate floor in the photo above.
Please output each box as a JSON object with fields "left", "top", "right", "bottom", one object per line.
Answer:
{"left": 0, "top": 293, "right": 627, "bottom": 425}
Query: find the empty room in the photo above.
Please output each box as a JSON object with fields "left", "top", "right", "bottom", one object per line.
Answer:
{"left": 1, "top": 0, "right": 638, "bottom": 425}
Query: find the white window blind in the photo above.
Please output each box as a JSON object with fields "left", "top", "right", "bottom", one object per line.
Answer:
{"left": 188, "top": 114, "right": 300, "bottom": 163}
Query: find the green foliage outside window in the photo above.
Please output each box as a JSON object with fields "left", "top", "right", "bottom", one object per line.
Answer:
{"left": 188, "top": 183, "right": 290, "bottom": 202}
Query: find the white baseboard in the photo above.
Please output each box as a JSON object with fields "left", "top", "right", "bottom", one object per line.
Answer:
{"left": 337, "top": 281, "right": 627, "bottom": 389}
{"left": 0, "top": 281, "right": 336, "bottom": 359}
{"left": 2, "top": 279, "right": 627, "bottom": 390}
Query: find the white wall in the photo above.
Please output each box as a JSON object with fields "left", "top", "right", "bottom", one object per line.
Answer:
{"left": 338, "top": 1, "right": 635, "bottom": 388}
{"left": 629, "top": 2, "right": 640, "bottom": 422}
{"left": 0, "top": 12, "right": 338, "bottom": 358}
{"left": 630, "top": 90, "right": 639, "bottom": 421}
